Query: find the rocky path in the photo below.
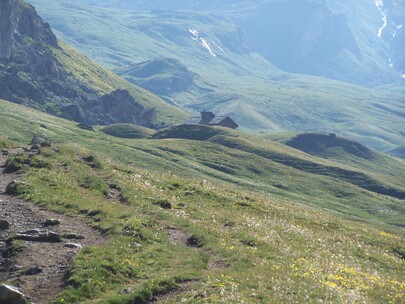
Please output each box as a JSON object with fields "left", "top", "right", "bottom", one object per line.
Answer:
{"left": 0, "top": 148, "right": 106, "bottom": 304}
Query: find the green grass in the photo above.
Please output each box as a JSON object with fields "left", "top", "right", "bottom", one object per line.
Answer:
{"left": 1, "top": 99, "right": 404, "bottom": 303}
{"left": 1, "top": 99, "right": 404, "bottom": 232}
{"left": 7, "top": 143, "right": 405, "bottom": 303}
{"left": 0, "top": 135, "right": 12, "bottom": 149}
{"left": 99, "top": 124, "right": 155, "bottom": 139}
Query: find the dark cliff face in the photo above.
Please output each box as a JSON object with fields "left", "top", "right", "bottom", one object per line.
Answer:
{"left": 0, "top": 0, "right": 57, "bottom": 58}
{"left": 61, "top": 90, "right": 157, "bottom": 128}
{"left": 0, "top": 0, "right": 91, "bottom": 106}
{"left": 0, "top": 0, "right": 156, "bottom": 127}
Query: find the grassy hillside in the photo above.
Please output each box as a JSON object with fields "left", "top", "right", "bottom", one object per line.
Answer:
{"left": 1, "top": 100, "right": 405, "bottom": 303}
{"left": 28, "top": 0, "right": 405, "bottom": 152}
{"left": 52, "top": 42, "right": 188, "bottom": 125}
{"left": 99, "top": 124, "right": 155, "bottom": 139}
{"left": 1, "top": 99, "right": 404, "bottom": 231}
{"left": 267, "top": 132, "right": 405, "bottom": 188}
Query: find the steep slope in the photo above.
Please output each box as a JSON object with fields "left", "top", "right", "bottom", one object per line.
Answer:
{"left": 0, "top": 0, "right": 94, "bottom": 107}
{"left": 28, "top": 0, "right": 405, "bottom": 152}
{"left": 0, "top": 0, "right": 187, "bottom": 126}
{"left": 0, "top": 98, "right": 404, "bottom": 303}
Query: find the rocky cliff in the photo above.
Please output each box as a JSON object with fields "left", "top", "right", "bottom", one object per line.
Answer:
{"left": 61, "top": 90, "right": 157, "bottom": 128}
{"left": 0, "top": 0, "right": 93, "bottom": 106}
{"left": 0, "top": 0, "right": 156, "bottom": 127}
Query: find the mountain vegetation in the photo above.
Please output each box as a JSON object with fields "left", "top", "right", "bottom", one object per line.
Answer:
{"left": 0, "top": 98, "right": 404, "bottom": 303}
{"left": 28, "top": 0, "right": 405, "bottom": 152}
{"left": 0, "top": 1, "right": 404, "bottom": 303}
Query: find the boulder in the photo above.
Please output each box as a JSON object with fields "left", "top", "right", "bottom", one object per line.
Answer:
{"left": 24, "top": 266, "right": 43, "bottom": 275}
{"left": 0, "top": 241, "right": 7, "bottom": 253}
{"left": 30, "top": 135, "right": 46, "bottom": 145}
{"left": 0, "top": 284, "right": 27, "bottom": 304}
{"left": 43, "top": 219, "right": 60, "bottom": 227}
{"left": 5, "top": 181, "right": 28, "bottom": 195}
{"left": 64, "top": 243, "right": 82, "bottom": 249}
{"left": 0, "top": 219, "right": 10, "bottom": 230}
{"left": 62, "top": 233, "right": 85, "bottom": 240}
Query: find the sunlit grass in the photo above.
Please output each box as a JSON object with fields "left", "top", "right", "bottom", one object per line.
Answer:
{"left": 1, "top": 99, "right": 404, "bottom": 302}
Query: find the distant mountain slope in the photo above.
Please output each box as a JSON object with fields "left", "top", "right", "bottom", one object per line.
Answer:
{"left": 28, "top": 0, "right": 405, "bottom": 152}
{"left": 55, "top": 0, "right": 405, "bottom": 86}
{"left": 0, "top": 0, "right": 187, "bottom": 126}
{"left": 115, "top": 57, "right": 197, "bottom": 104}
{"left": 387, "top": 146, "right": 405, "bottom": 159}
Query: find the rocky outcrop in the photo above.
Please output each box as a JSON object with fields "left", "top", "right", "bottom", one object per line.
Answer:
{"left": 61, "top": 89, "right": 157, "bottom": 127}
{"left": 0, "top": 0, "right": 96, "bottom": 106}
{"left": 0, "top": 0, "right": 159, "bottom": 129}
{"left": 0, "top": 0, "right": 57, "bottom": 58}
{"left": 0, "top": 284, "right": 27, "bottom": 304}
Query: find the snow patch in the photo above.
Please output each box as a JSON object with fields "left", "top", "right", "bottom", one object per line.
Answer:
{"left": 188, "top": 28, "right": 217, "bottom": 57}
{"left": 392, "top": 24, "right": 403, "bottom": 38}
{"left": 189, "top": 29, "right": 199, "bottom": 37}
{"left": 375, "top": 0, "right": 383, "bottom": 8}
{"left": 213, "top": 39, "right": 226, "bottom": 55}
{"left": 375, "top": 0, "right": 388, "bottom": 38}
{"left": 200, "top": 38, "right": 217, "bottom": 57}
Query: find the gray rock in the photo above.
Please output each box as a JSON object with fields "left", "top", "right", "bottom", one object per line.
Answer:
{"left": 63, "top": 233, "right": 85, "bottom": 240}
{"left": 21, "top": 229, "right": 41, "bottom": 235}
{"left": 15, "top": 230, "right": 62, "bottom": 242}
{"left": 30, "top": 135, "right": 46, "bottom": 145}
{"left": 0, "top": 241, "right": 7, "bottom": 252}
{"left": 24, "top": 266, "right": 43, "bottom": 275}
{"left": 61, "top": 89, "right": 157, "bottom": 128}
{"left": 11, "top": 265, "right": 23, "bottom": 272}
{"left": 5, "top": 181, "right": 28, "bottom": 195}
{"left": 0, "top": 219, "right": 10, "bottom": 230}
{"left": 64, "top": 243, "right": 82, "bottom": 249}
{"left": 44, "top": 219, "right": 60, "bottom": 227}
{"left": 0, "top": 284, "right": 27, "bottom": 304}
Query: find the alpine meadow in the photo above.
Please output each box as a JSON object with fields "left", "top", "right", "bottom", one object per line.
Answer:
{"left": 0, "top": 0, "right": 404, "bottom": 303}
